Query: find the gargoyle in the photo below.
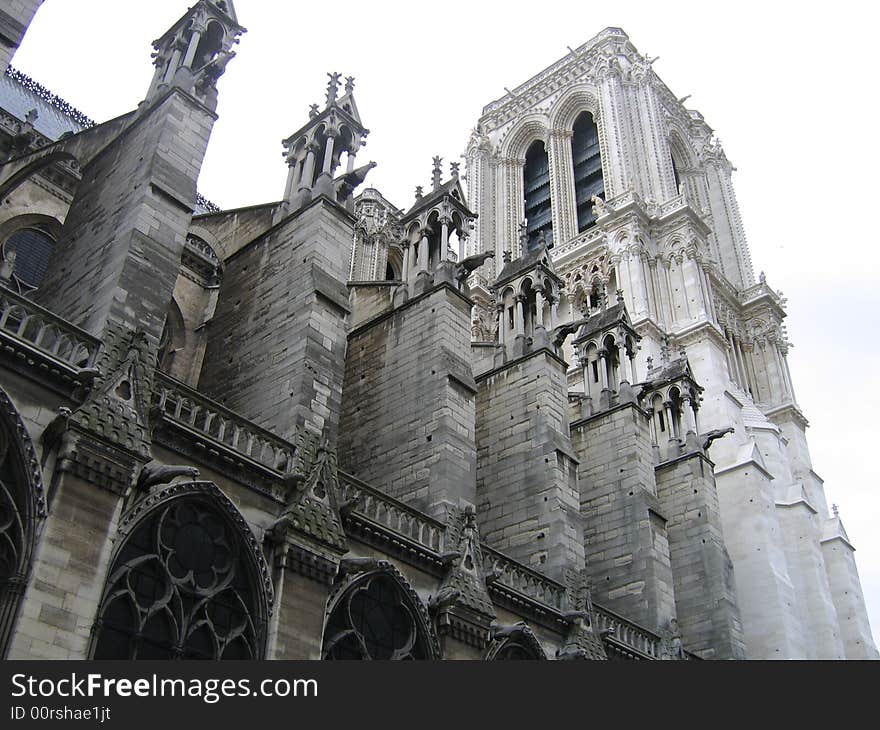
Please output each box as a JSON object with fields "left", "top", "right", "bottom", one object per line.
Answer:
{"left": 551, "top": 319, "right": 586, "bottom": 349}
{"left": 336, "top": 557, "right": 388, "bottom": 581}
{"left": 700, "top": 426, "right": 734, "bottom": 451}
{"left": 428, "top": 585, "right": 462, "bottom": 613}
{"left": 489, "top": 621, "right": 527, "bottom": 640}
{"left": 135, "top": 460, "right": 199, "bottom": 492}
{"left": 454, "top": 251, "right": 495, "bottom": 286}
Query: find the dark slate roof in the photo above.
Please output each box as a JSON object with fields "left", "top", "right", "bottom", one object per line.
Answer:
{"left": 0, "top": 68, "right": 223, "bottom": 214}
{"left": 0, "top": 67, "right": 92, "bottom": 140}
{"left": 573, "top": 301, "right": 631, "bottom": 342}
{"left": 494, "top": 244, "right": 560, "bottom": 288}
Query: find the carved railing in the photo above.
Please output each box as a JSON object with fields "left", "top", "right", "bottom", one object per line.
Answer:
{"left": 152, "top": 372, "right": 295, "bottom": 474}
{"left": 481, "top": 546, "right": 567, "bottom": 610}
{"left": 336, "top": 473, "right": 444, "bottom": 553}
{"left": 551, "top": 224, "right": 606, "bottom": 260}
{"left": 657, "top": 193, "right": 686, "bottom": 218}
{"left": 592, "top": 603, "right": 663, "bottom": 659}
{"left": 0, "top": 285, "right": 101, "bottom": 370}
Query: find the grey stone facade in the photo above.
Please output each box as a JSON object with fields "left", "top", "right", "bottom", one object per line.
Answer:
{"left": 0, "top": 2, "right": 874, "bottom": 661}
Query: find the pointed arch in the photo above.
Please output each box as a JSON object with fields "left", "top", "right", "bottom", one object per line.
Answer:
{"left": 484, "top": 622, "right": 546, "bottom": 660}
{"left": 321, "top": 561, "right": 440, "bottom": 660}
{"left": 90, "top": 481, "right": 272, "bottom": 660}
{"left": 0, "top": 387, "right": 46, "bottom": 658}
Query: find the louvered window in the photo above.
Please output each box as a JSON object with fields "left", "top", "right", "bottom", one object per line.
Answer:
{"left": 523, "top": 140, "right": 552, "bottom": 250}
{"left": 571, "top": 113, "right": 604, "bottom": 232}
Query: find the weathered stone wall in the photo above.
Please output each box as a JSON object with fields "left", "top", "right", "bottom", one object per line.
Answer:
{"left": 655, "top": 452, "right": 745, "bottom": 659}
{"left": 7, "top": 473, "right": 122, "bottom": 659}
{"left": 822, "top": 531, "right": 880, "bottom": 659}
{"left": 339, "top": 282, "right": 477, "bottom": 517}
{"left": 35, "top": 90, "right": 214, "bottom": 350}
{"left": 475, "top": 349, "right": 583, "bottom": 580}
{"left": 0, "top": 1, "right": 43, "bottom": 71}
{"left": 199, "top": 198, "right": 354, "bottom": 441}
{"left": 570, "top": 403, "right": 675, "bottom": 632}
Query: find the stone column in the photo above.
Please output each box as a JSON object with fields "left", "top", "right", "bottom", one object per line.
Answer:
{"left": 298, "top": 144, "right": 318, "bottom": 192}
{"left": 514, "top": 295, "right": 525, "bottom": 336}
{"left": 401, "top": 242, "right": 410, "bottom": 283}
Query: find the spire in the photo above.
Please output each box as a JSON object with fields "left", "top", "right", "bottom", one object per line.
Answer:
{"left": 432, "top": 156, "right": 443, "bottom": 190}
{"left": 326, "top": 72, "right": 341, "bottom": 106}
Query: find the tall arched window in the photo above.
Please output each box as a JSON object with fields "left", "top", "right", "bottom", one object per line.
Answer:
{"left": 1, "top": 227, "right": 57, "bottom": 291}
{"left": 523, "top": 140, "right": 553, "bottom": 251}
{"left": 91, "top": 492, "right": 268, "bottom": 660}
{"left": 0, "top": 390, "right": 43, "bottom": 658}
{"left": 322, "top": 570, "right": 435, "bottom": 660}
{"left": 571, "top": 112, "right": 604, "bottom": 232}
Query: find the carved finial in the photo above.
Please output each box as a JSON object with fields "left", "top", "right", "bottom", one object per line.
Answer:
{"left": 679, "top": 344, "right": 687, "bottom": 359}
{"left": 646, "top": 355, "right": 654, "bottom": 372}
{"left": 24, "top": 108, "right": 38, "bottom": 125}
{"left": 832, "top": 504, "right": 839, "bottom": 518}
{"left": 326, "top": 72, "right": 341, "bottom": 106}
{"left": 518, "top": 220, "right": 528, "bottom": 250}
{"left": 450, "top": 161, "right": 460, "bottom": 178}
{"left": 660, "top": 337, "right": 671, "bottom": 364}
{"left": 344, "top": 76, "right": 355, "bottom": 95}
{"left": 432, "top": 156, "right": 443, "bottom": 190}
{"left": 502, "top": 250, "right": 512, "bottom": 264}
{"left": 759, "top": 271, "right": 766, "bottom": 284}
{"left": 415, "top": 185, "right": 423, "bottom": 199}
{"left": 616, "top": 288, "right": 624, "bottom": 305}
{"left": 537, "top": 229, "right": 547, "bottom": 249}
{"left": 309, "top": 103, "right": 320, "bottom": 118}
{"left": 599, "top": 285, "right": 608, "bottom": 311}
{"left": 591, "top": 193, "right": 607, "bottom": 217}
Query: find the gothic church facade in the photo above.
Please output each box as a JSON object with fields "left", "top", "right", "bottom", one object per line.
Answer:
{"left": 0, "top": 1, "right": 874, "bottom": 660}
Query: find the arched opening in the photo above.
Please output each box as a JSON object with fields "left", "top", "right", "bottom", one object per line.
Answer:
{"left": 485, "top": 624, "right": 545, "bottom": 660}
{"left": 1, "top": 224, "right": 58, "bottom": 292}
{"left": 322, "top": 570, "right": 436, "bottom": 660}
{"left": 523, "top": 140, "right": 552, "bottom": 251}
{"left": 571, "top": 112, "right": 604, "bottom": 233}
{"left": 91, "top": 490, "right": 269, "bottom": 660}
{"left": 158, "top": 299, "right": 186, "bottom": 375}
{"left": 193, "top": 21, "right": 225, "bottom": 70}
{"left": 0, "top": 390, "right": 44, "bottom": 658}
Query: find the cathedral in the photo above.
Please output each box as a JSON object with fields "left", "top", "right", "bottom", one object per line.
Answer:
{"left": 0, "top": 0, "right": 875, "bottom": 661}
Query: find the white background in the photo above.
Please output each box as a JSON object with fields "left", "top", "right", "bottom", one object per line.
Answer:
{"left": 12, "top": 0, "right": 880, "bottom": 650}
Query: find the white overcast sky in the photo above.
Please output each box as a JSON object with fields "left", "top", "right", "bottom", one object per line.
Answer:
{"left": 13, "top": 0, "right": 880, "bottom": 647}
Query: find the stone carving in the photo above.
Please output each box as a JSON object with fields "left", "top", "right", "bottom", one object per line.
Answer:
{"left": 135, "top": 460, "right": 200, "bottom": 492}
{"left": 700, "top": 426, "right": 734, "bottom": 452}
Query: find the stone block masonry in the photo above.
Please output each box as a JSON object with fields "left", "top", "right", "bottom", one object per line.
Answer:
{"left": 199, "top": 197, "right": 355, "bottom": 442}
{"left": 339, "top": 282, "right": 477, "bottom": 518}
{"left": 655, "top": 452, "right": 746, "bottom": 659}
{"left": 570, "top": 403, "right": 676, "bottom": 632}
{"left": 35, "top": 89, "right": 215, "bottom": 353}
{"left": 475, "top": 349, "right": 584, "bottom": 581}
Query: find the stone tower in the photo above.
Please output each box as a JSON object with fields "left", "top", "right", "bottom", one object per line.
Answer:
{"left": 464, "top": 27, "right": 876, "bottom": 659}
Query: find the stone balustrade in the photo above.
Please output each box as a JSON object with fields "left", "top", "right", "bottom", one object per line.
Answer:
{"left": 481, "top": 546, "right": 567, "bottom": 610}
{"left": 152, "top": 372, "right": 296, "bottom": 474}
{"left": 592, "top": 603, "right": 663, "bottom": 658}
{"left": 0, "top": 284, "right": 101, "bottom": 370}
{"left": 337, "top": 472, "right": 444, "bottom": 553}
